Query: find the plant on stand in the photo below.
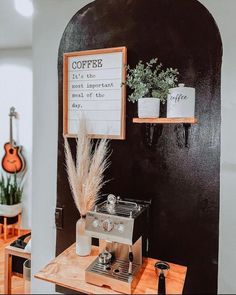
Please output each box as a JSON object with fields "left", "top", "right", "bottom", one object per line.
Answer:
{"left": 0, "top": 173, "right": 23, "bottom": 218}
{"left": 125, "top": 58, "right": 179, "bottom": 118}
{"left": 0, "top": 172, "right": 24, "bottom": 235}
{"left": 64, "top": 120, "right": 110, "bottom": 256}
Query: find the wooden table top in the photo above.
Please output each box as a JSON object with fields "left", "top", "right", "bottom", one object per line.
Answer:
{"left": 5, "top": 245, "right": 31, "bottom": 260}
{"left": 35, "top": 244, "right": 187, "bottom": 294}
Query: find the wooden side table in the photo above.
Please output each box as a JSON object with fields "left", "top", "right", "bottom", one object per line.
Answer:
{"left": 4, "top": 245, "right": 31, "bottom": 294}
{"left": 35, "top": 244, "right": 187, "bottom": 294}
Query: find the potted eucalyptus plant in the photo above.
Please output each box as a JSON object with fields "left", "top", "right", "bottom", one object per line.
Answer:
{"left": 0, "top": 173, "right": 23, "bottom": 218}
{"left": 125, "top": 58, "right": 179, "bottom": 118}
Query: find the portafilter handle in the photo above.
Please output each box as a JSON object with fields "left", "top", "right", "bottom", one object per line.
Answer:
{"left": 154, "top": 261, "right": 170, "bottom": 295}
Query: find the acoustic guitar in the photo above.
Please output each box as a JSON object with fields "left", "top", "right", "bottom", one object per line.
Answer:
{"left": 2, "top": 107, "right": 25, "bottom": 174}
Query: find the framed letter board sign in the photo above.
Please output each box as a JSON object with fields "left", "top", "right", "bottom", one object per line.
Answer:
{"left": 63, "top": 47, "right": 127, "bottom": 139}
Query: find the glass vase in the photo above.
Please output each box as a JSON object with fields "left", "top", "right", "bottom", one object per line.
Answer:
{"left": 76, "top": 216, "right": 91, "bottom": 256}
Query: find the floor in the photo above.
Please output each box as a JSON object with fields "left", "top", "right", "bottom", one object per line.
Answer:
{"left": 0, "top": 233, "right": 26, "bottom": 294}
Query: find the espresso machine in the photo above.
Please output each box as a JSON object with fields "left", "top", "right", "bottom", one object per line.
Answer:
{"left": 85, "top": 194, "right": 150, "bottom": 293}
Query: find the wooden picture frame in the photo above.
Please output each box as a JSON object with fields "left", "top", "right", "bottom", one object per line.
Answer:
{"left": 63, "top": 47, "right": 127, "bottom": 139}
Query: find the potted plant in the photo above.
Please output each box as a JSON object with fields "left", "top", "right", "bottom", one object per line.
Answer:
{"left": 0, "top": 173, "right": 23, "bottom": 218}
{"left": 125, "top": 58, "right": 179, "bottom": 118}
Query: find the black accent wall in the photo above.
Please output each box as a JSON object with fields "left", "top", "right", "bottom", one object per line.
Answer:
{"left": 56, "top": 0, "right": 222, "bottom": 293}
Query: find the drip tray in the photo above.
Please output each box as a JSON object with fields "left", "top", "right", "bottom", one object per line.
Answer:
{"left": 85, "top": 257, "right": 141, "bottom": 293}
{"left": 87, "top": 257, "right": 139, "bottom": 282}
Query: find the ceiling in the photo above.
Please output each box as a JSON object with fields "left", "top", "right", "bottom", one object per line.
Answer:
{"left": 0, "top": 0, "right": 32, "bottom": 49}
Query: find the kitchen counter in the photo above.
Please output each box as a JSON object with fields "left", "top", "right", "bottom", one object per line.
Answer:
{"left": 35, "top": 244, "right": 187, "bottom": 294}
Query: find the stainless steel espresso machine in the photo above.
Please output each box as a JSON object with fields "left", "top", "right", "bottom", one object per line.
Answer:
{"left": 85, "top": 194, "right": 150, "bottom": 293}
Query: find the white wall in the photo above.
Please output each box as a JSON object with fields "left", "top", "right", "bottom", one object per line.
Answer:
{"left": 0, "top": 48, "right": 32, "bottom": 228}
{"left": 31, "top": 0, "right": 93, "bottom": 293}
{"left": 32, "top": 0, "right": 236, "bottom": 294}
{"left": 199, "top": 1, "right": 236, "bottom": 293}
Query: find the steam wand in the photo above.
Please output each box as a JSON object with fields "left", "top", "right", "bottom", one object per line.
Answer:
{"left": 128, "top": 245, "right": 133, "bottom": 275}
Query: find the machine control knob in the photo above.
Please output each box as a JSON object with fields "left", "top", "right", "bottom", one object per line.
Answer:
{"left": 92, "top": 219, "right": 99, "bottom": 228}
{"left": 102, "top": 219, "right": 114, "bottom": 232}
{"left": 117, "top": 223, "right": 125, "bottom": 233}
{"left": 107, "top": 194, "right": 116, "bottom": 205}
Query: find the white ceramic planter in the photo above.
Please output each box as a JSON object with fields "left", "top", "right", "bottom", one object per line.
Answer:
{"left": 0, "top": 203, "right": 22, "bottom": 217}
{"left": 167, "top": 84, "right": 195, "bottom": 118}
{"left": 138, "top": 98, "right": 160, "bottom": 118}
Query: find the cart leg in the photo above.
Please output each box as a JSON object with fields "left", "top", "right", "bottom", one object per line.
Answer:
{"left": 4, "top": 251, "right": 12, "bottom": 294}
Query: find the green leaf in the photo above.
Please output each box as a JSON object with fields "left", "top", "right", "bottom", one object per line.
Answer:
{"left": 124, "top": 58, "right": 179, "bottom": 103}
{"left": 0, "top": 172, "right": 23, "bottom": 205}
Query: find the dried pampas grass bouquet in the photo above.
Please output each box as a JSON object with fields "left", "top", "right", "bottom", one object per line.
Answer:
{"left": 64, "top": 120, "right": 110, "bottom": 217}
{"left": 64, "top": 120, "right": 110, "bottom": 256}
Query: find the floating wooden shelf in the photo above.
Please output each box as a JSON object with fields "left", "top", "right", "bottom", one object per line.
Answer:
{"left": 133, "top": 117, "right": 198, "bottom": 124}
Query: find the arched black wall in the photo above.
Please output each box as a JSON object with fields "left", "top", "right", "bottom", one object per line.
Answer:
{"left": 56, "top": 0, "right": 222, "bottom": 293}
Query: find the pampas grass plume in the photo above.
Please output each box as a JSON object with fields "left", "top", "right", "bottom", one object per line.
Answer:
{"left": 64, "top": 121, "right": 110, "bottom": 216}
